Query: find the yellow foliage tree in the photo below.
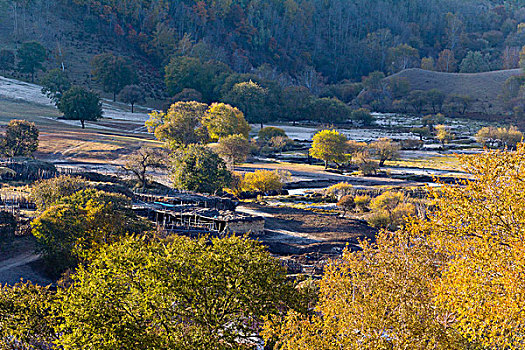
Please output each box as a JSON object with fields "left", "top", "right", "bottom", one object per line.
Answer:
{"left": 309, "top": 130, "right": 348, "bottom": 169}
{"left": 263, "top": 231, "right": 468, "bottom": 349}
{"left": 407, "top": 143, "right": 525, "bottom": 348}
{"left": 239, "top": 170, "right": 291, "bottom": 193}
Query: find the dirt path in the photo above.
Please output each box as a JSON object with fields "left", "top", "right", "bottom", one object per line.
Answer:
{"left": 0, "top": 252, "right": 51, "bottom": 286}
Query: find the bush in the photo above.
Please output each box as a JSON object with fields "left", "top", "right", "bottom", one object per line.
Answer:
{"left": 354, "top": 195, "right": 371, "bottom": 212}
{"left": 368, "top": 191, "right": 415, "bottom": 230}
{"left": 325, "top": 182, "right": 353, "bottom": 200}
{"left": 239, "top": 170, "right": 291, "bottom": 194}
{"left": 30, "top": 176, "right": 88, "bottom": 210}
{"left": 258, "top": 127, "right": 287, "bottom": 143}
{"left": 337, "top": 195, "right": 355, "bottom": 215}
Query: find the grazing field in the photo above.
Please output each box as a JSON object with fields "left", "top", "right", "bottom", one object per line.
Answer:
{"left": 387, "top": 68, "right": 523, "bottom": 114}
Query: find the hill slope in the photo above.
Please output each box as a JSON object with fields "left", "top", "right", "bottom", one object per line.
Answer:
{"left": 387, "top": 68, "right": 523, "bottom": 114}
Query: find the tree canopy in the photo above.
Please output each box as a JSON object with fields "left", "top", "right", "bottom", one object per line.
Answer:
{"left": 59, "top": 86, "right": 103, "bottom": 128}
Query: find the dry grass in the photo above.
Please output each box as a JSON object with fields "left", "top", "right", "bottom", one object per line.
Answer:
{"left": 387, "top": 68, "right": 523, "bottom": 114}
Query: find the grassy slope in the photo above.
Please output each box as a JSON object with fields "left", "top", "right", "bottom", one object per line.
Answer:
{"left": 387, "top": 68, "right": 523, "bottom": 114}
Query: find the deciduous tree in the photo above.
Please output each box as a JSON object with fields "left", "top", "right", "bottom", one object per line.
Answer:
{"left": 17, "top": 41, "right": 46, "bottom": 82}
{"left": 203, "top": 103, "right": 250, "bottom": 141}
{"left": 59, "top": 86, "right": 103, "bottom": 128}
{"left": 0, "top": 119, "right": 39, "bottom": 158}
{"left": 119, "top": 84, "right": 145, "bottom": 113}
{"left": 309, "top": 130, "right": 348, "bottom": 169}
{"left": 91, "top": 53, "right": 136, "bottom": 101}
{"left": 170, "top": 144, "right": 232, "bottom": 194}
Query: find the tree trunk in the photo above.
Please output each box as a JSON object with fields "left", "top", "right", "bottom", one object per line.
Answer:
{"left": 81, "top": 119, "right": 85, "bottom": 129}
{"left": 324, "top": 160, "right": 328, "bottom": 169}
{"left": 260, "top": 122, "right": 263, "bottom": 129}
{"left": 113, "top": 91, "right": 116, "bottom": 102}
{"left": 131, "top": 103, "right": 134, "bottom": 113}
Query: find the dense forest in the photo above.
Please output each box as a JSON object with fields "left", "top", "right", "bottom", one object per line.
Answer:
{"left": 67, "top": 0, "right": 525, "bottom": 82}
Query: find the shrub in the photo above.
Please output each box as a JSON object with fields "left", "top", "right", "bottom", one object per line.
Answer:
{"left": 325, "top": 182, "right": 353, "bottom": 199}
{"left": 337, "top": 195, "right": 355, "bottom": 215}
{"left": 30, "top": 176, "right": 88, "bottom": 210}
{"left": 354, "top": 195, "right": 371, "bottom": 212}
{"left": 369, "top": 191, "right": 415, "bottom": 230}
{"left": 240, "top": 170, "right": 291, "bottom": 194}
{"left": 351, "top": 108, "right": 375, "bottom": 126}
{"left": 258, "top": 127, "right": 287, "bottom": 143}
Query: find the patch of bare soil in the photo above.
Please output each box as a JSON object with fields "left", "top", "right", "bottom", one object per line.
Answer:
{"left": 0, "top": 236, "right": 52, "bottom": 286}
{"left": 240, "top": 203, "right": 376, "bottom": 256}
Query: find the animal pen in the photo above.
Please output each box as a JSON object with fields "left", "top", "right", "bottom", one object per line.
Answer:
{"left": 133, "top": 192, "right": 265, "bottom": 236}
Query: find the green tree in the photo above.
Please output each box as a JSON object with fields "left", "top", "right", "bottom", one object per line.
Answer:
{"left": 258, "top": 127, "right": 287, "bottom": 144}
{"left": 407, "top": 90, "right": 428, "bottom": 115}
{"left": 459, "top": 51, "right": 490, "bottom": 73}
{"left": 147, "top": 101, "right": 209, "bottom": 148}
{"left": 91, "top": 53, "right": 137, "bottom": 101}
{"left": 165, "top": 56, "right": 231, "bottom": 102}
{"left": 223, "top": 80, "right": 269, "bottom": 128}
{"left": 0, "top": 119, "right": 39, "bottom": 157}
{"left": 0, "top": 49, "right": 15, "bottom": 71}
{"left": 30, "top": 175, "right": 88, "bottom": 210}
{"left": 40, "top": 68, "right": 71, "bottom": 107}
{"left": 215, "top": 134, "right": 251, "bottom": 167}
{"left": 17, "top": 41, "right": 47, "bottom": 82}
{"left": 119, "top": 84, "right": 145, "bottom": 113}
{"left": 280, "top": 86, "right": 313, "bottom": 125}
{"left": 54, "top": 235, "right": 297, "bottom": 349}
{"left": 31, "top": 189, "right": 149, "bottom": 276}
{"left": 387, "top": 44, "right": 419, "bottom": 73}
{"left": 59, "top": 86, "right": 103, "bottom": 128}
{"left": 310, "top": 97, "right": 352, "bottom": 124}
{"left": 170, "top": 144, "right": 232, "bottom": 194}
{"left": 309, "top": 130, "right": 348, "bottom": 169}
{"left": 426, "top": 89, "right": 446, "bottom": 113}
{"left": 203, "top": 103, "right": 251, "bottom": 141}
{"left": 351, "top": 108, "right": 375, "bottom": 126}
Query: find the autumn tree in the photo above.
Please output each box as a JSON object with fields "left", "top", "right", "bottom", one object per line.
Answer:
{"left": 337, "top": 195, "right": 355, "bottom": 216}
{"left": 31, "top": 189, "right": 149, "bottom": 276}
{"left": 409, "top": 144, "right": 525, "bottom": 348}
{"left": 239, "top": 170, "right": 290, "bottom": 194}
{"left": 59, "top": 86, "right": 103, "bottom": 128}
{"left": 147, "top": 101, "right": 208, "bottom": 148}
{"left": 54, "top": 235, "right": 298, "bottom": 349}
{"left": 203, "top": 103, "right": 251, "bottom": 141}
{"left": 0, "top": 119, "right": 39, "bottom": 158}
{"left": 263, "top": 231, "right": 467, "bottom": 349}
{"left": 370, "top": 137, "right": 400, "bottom": 166}
{"left": 434, "top": 124, "right": 454, "bottom": 147}
{"left": 170, "top": 144, "right": 232, "bottom": 194}
{"left": 17, "top": 41, "right": 47, "bottom": 82}
{"left": 223, "top": 80, "right": 269, "bottom": 128}
{"left": 91, "top": 53, "right": 137, "bottom": 101}
{"left": 309, "top": 130, "right": 348, "bottom": 169}
{"left": 40, "top": 68, "right": 71, "bottom": 107}
{"left": 420, "top": 57, "right": 435, "bottom": 70}
{"left": 0, "top": 282, "right": 56, "bottom": 348}
{"left": 119, "top": 84, "right": 145, "bottom": 113}
{"left": 30, "top": 175, "right": 88, "bottom": 210}
{"left": 436, "top": 49, "right": 457, "bottom": 72}
{"left": 122, "top": 147, "right": 166, "bottom": 188}
{"left": 215, "top": 134, "right": 251, "bottom": 167}
{"left": 258, "top": 127, "right": 287, "bottom": 144}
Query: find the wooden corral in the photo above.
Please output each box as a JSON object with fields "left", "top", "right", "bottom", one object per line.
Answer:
{"left": 134, "top": 203, "right": 265, "bottom": 236}
{"left": 133, "top": 192, "right": 237, "bottom": 211}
